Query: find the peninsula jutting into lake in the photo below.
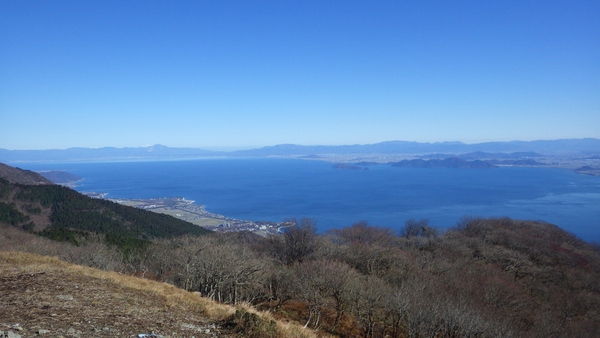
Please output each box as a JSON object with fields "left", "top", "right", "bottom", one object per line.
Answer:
{"left": 84, "top": 193, "right": 290, "bottom": 236}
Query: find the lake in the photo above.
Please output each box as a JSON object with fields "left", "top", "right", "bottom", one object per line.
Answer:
{"left": 20, "top": 158, "right": 600, "bottom": 242}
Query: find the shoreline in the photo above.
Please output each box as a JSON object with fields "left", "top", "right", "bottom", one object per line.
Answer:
{"left": 82, "top": 192, "right": 286, "bottom": 236}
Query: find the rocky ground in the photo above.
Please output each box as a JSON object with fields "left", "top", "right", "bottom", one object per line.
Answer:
{"left": 0, "top": 252, "right": 238, "bottom": 338}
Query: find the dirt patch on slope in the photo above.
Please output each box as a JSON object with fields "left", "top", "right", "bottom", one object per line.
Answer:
{"left": 0, "top": 252, "right": 237, "bottom": 337}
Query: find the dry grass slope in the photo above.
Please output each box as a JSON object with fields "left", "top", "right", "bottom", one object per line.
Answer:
{"left": 0, "top": 251, "right": 322, "bottom": 338}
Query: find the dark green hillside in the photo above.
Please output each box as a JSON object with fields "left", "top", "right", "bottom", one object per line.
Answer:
{"left": 0, "top": 162, "right": 53, "bottom": 185}
{"left": 0, "top": 178, "right": 211, "bottom": 251}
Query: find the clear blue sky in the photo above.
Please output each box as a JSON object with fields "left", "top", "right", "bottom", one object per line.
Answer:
{"left": 1, "top": 0, "right": 599, "bottom": 150}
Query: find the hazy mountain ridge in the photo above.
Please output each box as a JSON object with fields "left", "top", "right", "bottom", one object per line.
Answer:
{"left": 233, "top": 138, "right": 600, "bottom": 157}
{"left": 0, "top": 144, "right": 223, "bottom": 163}
{"left": 1, "top": 138, "right": 599, "bottom": 163}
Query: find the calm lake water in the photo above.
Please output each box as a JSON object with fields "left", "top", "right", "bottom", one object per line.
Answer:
{"left": 20, "top": 158, "right": 600, "bottom": 242}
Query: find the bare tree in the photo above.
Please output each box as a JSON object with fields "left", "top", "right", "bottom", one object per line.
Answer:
{"left": 291, "top": 260, "right": 331, "bottom": 329}
{"left": 324, "top": 260, "right": 362, "bottom": 330}
{"left": 282, "top": 217, "right": 318, "bottom": 265}
{"left": 330, "top": 221, "right": 397, "bottom": 246}
{"left": 266, "top": 265, "right": 297, "bottom": 310}
{"left": 349, "top": 275, "right": 389, "bottom": 338}
{"left": 401, "top": 218, "right": 437, "bottom": 239}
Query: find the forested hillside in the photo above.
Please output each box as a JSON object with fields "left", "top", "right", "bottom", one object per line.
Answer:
{"left": 0, "top": 162, "right": 52, "bottom": 185}
{"left": 0, "top": 177, "right": 210, "bottom": 252}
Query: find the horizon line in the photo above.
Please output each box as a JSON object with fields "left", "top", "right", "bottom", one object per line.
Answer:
{"left": 3, "top": 137, "right": 600, "bottom": 152}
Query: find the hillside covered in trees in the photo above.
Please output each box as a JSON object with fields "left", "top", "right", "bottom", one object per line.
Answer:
{"left": 0, "top": 162, "right": 53, "bottom": 185}
{"left": 0, "top": 177, "right": 210, "bottom": 252}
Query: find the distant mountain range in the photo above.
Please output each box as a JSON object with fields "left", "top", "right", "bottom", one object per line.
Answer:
{"left": 0, "top": 144, "right": 220, "bottom": 163}
{"left": 1, "top": 138, "right": 599, "bottom": 162}
{"left": 232, "top": 138, "right": 600, "bottom": 157}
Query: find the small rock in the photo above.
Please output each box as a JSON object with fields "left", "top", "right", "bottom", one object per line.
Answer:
{"left": 66, "top": 327, "right": 76, "bottom": 334}
{"left": 37, "top": 329, "right": 51, "bottom": 335}
{"left": 57, "top": 295, "right": 73, "bottom": 301}
{"left": 7, "top": 330, "right": 22, "bottom": 338}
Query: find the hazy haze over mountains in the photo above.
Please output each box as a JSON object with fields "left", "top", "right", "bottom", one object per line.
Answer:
{"left": 1, "top": 139, "right": 599, "bottom": 163}
{"left": 232, "top": 138, "right": 600, "bottom": 157}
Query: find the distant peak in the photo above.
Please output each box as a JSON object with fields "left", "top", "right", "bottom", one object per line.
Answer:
{"left": 146, "top": 144, "right": 169, "bottom": 152}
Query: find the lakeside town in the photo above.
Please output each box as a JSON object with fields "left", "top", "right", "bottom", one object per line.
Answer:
{"left": 82, "top": 192, "right": 291, "bottom": 236}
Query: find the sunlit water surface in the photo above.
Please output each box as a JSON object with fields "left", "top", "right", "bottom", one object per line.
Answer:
{"left": 21, "top": 158, "right": 600, "bottom": 242}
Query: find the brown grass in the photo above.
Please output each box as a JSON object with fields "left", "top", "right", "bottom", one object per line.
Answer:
{"left": 0, "top": 251, "right": 323, "bottom": 338}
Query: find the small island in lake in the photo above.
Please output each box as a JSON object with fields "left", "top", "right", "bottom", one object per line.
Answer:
{"left": 333, "top": 163, "right": 369, "bottom": 170}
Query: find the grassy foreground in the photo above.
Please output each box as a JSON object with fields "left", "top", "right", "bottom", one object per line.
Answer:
{"left": 0, "top": 251, "right": 323, "bottom": 338}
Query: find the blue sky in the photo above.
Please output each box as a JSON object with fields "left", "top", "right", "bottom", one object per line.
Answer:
{"left": 1, "top": 1, "right": 599, "bottom": 150}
